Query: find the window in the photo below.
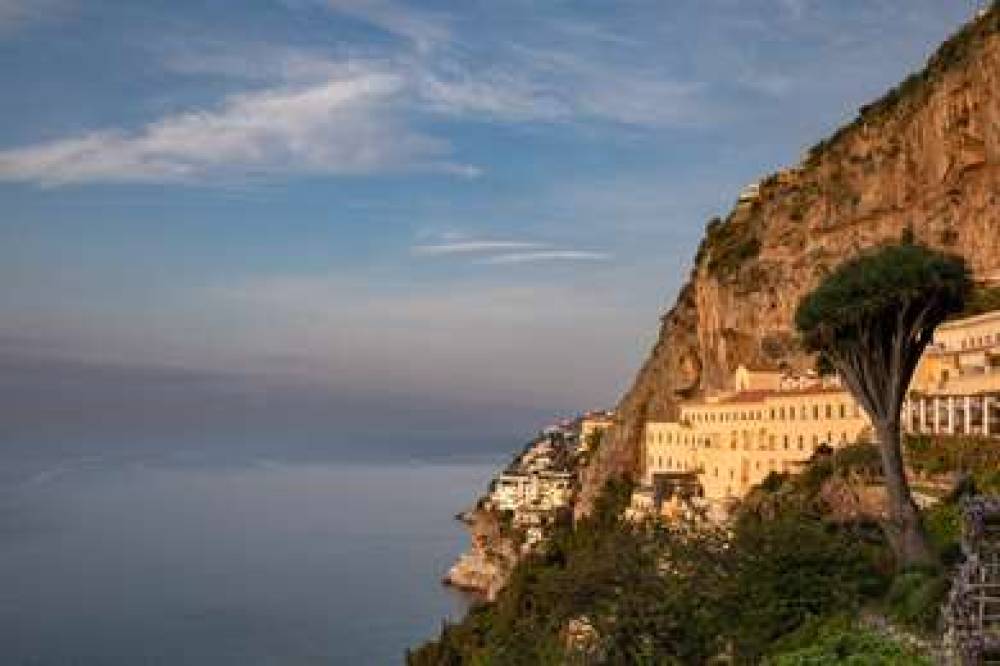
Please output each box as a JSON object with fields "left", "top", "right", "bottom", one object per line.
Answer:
{"left": 826, "top": 404, "right": 833, "bottom": 418}
{"left": 801, "top": 406, "right": 808, "bottom": 419}
{"left": 790, "top": 407, "right": 795, "bottom": 421}
{"left": 798, "top": 435, "right": 804, "bottom": 450}
{"left": 770, "top": 408, "right": 775, "bottom": 420}
{"left": 780, "top": 407, "right": 786, "bottom": 419}
{"left": 813, "top": 405, "right": 819, "bottom": 419}
{"left": 783, "top": 435, "right": 789, "bottom": 450}
{"left": 839, "top": 404, "right": 846, "bottom": 418}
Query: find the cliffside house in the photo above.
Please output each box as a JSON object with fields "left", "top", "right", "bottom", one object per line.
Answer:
{"left": 579, "top": 410, "right": 615, "bottom": 452}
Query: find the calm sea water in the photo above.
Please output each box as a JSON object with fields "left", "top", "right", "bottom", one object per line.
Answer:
{"left": 0, "top": 456, "right": 494, "bottom": 665}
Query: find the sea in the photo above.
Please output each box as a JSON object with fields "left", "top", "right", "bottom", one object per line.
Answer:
{"left": 0, "top": 451, "right": 497, "bottom": 665}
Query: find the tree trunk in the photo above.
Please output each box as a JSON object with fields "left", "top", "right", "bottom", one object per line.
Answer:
{"left": 874, "top": 418, "right": 934, "bottom": 568}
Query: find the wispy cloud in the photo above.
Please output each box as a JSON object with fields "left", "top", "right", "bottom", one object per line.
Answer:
{"left": 0, "top": 2, "right": 722, "bottom": 187}
{"left": 414, "top": 47, "right": 706, "bottom": 127}
{"left": 411, "top": 240, "right": 545, "bottom": 256}
{"left": 0, "top": 65, "right": 479, "bottom": 186}
{"left": 477, "top": 250, "right": 611, "bottom": 265}
{"left": 411, "top": 236, "right": 610, "bottom": 265}
{"left": 325, "top": 0, "right": 451, "bottom": 53}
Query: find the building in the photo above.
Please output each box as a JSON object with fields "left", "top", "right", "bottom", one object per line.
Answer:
{"left": 487, "top": 470, "right": 575, "bottom": 513}
{"left": 634, "top": 310, "right": 1000, "bottom": 522}
{"left": 635, "top": 365, "right": 872, "bottom": 518}
{"left": 579, "top": 411, "right": 614, "bottom": 452}
{"left": 905, "top": 310, "right": 1000, "bottom": 438}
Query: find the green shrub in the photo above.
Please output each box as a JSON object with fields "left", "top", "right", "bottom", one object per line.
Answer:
{"left": 701, "top": 216, "right": 761, "bottom": 279}
{"left": 884, "top": 567, "right": 950, "bottom": 634}
{"left": 767, "top": 622, "right": 933, "bottom": 665}
{"left": 922, "top": 501, "right": 961, "bottom": 564}
{"left": 833, "top": 443, "right": 883, "bottom": 477}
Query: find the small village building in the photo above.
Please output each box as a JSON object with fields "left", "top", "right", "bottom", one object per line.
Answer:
{"left": 579, "top": 411, "right": 614, "bottom": 452}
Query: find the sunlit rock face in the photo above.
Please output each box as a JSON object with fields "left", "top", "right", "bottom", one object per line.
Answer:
{"left": 578, "top": 9, "right": 1000, "bottom": 517}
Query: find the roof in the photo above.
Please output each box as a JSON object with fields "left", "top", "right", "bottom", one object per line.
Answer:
{"left": 938, "top": 309, "right": 1000, "bottom": 331}
{"left": 687, "top": 386, "right": 848, "bottom": 407}
{"left": 740, "top": 364, "right": 783, "bottom": 373}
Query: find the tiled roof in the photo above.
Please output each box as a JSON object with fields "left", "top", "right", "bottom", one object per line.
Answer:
{"left": 688, "top": 386, "right": 847, "bottom": 406}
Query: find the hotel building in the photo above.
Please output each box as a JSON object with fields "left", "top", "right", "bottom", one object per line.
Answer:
{"left": 634, "top": 367, "right": 870, "bottom": 518}
{"left": 905, "top": 309, "right": 1000, "bottom": 438}
{"left": 634, "top": 310, "right": 1000, "bottom": 520}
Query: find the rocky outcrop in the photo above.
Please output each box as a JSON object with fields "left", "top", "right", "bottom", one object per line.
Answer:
{"left": 443, "top": 508, "right": 520, "bottom": 600}
{"left": 579, "top": 6, "right": 1000, "bottom": 516}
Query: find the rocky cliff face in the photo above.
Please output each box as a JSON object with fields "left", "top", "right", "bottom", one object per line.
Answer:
{"left": 579, "top": 7, "right": 1000, "bottom": 516}
{"left": 443, "top": 508, "right": 520, "bottom": 600}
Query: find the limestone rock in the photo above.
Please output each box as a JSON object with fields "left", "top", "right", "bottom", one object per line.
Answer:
{"left": 579, "top": 8, "right": 1000, "bottom": 517}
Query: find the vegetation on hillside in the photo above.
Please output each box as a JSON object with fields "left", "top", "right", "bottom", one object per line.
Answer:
{"left": 806, "top": 1, "right": 1000, "bottom": 165}
{"left": 907, "top": 434, "right": 1000, "bottom": 494}
{"left": 962, "top": 285, "right": 1000, "bottom": 317}
{"left": 695, "top": 215, "right": 762, "bottom": 280}
{"left": 409, "top": 445, "right": 959, "bottom": 664}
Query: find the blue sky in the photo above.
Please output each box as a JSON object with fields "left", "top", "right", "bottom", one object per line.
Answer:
{"left": 0, "top": 0, "right": 983, "bottom": 457}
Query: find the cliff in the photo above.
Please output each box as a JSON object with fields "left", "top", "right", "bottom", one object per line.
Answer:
{"left": 579, "top": 5, "right": 1000, "bottom": 516}
{"left": 443, "top": 508, "right": 520, "bottom": 600}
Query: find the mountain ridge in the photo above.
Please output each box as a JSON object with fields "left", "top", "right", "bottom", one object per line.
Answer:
{"left": 578, "top": 3, "right": 1000, "bottom": 516}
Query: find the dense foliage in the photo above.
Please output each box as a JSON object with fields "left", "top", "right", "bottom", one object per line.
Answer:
{"left": 765, "top": 619, "right": 933, "bottom": 665}
{"left": 906, "top": 434, "right": 1000, "bottom": 494}
{"left": 795, "top": 244, "right": 970, "bottom": 354}
{"left": 408, "top": 456, "right": 930, "bottom": 664}
{"left": 963, "top": 285, "right": 1000, "bottom": 317}
{"left": 696, "top": 215, "right": 762, "bottom": 279}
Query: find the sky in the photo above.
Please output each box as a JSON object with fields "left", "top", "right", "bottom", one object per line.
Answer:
{"left": 0, "top": 0, "right": 984, "bottom": 460}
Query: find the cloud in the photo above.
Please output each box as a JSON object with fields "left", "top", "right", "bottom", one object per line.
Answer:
{"left": 414, "top": 49, "right": 706, "bottom": 127}
{"left": 477, "top": 250, "right": 611, "bottom": 265}
{"left": 410, "top": 236, "right": 610, "bottom": 265}
{"left": 411, "top": 240, "right": 545, "bottom": 256}
{"left": 0, "top": 66, "right": 477, "bottom": 185}
{"left": 325, "top": 0, "right": 450, "bottom": 52}
{"left": 0, "top": 2, "right": 711, "bottom": 187}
